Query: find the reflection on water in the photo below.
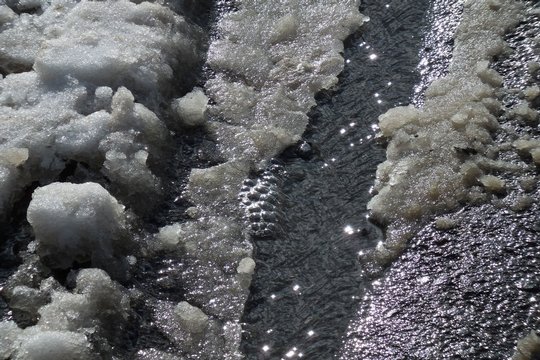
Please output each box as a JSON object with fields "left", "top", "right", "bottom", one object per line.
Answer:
{"left": 241, "top": 0, "right": 432, "bottom": 358}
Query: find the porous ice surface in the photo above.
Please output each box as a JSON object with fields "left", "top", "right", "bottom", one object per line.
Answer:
{"left": 154, "top": 0, "right": 366, "bottom": 356}
{"left": 0, "top": 0, "right": 366, "bottom": 358}
{"left": 1, "top": 268, "right": 127, "bottom": 359}
{"left": 0, "top": 0, "right": 200, "bottom": 217}
{"left": 366, "top": 0, "right": 537, "bottom": 262}
{"left": 186, "top": 0, "right": 367, "bottom": 210}
{"left": 0, "top": 0, "right": 207, "bottom": 358}
{"left": 27, "top": 182, "right": 129, "bottom": 272}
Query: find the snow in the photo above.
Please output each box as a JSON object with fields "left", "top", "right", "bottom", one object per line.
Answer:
{"left": 14, "top": 330, "right": 93, "bottom": 360}
{"left": 37, "top": 268, "right": 130, "bottom": 334}
{"left": 0, "top": 0, "right": 202, "bottom": 216}
{"left": 172, "top": 88, "right": 208, "bottom": 127}
{"left": 174, "top": 301, "right": 209, "bottom": 335}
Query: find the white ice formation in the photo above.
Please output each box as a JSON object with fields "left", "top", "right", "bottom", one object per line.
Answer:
{"left": 186, "top": 0, "right": 368, "bottom": 209}
{"left": 367, "top": 0, "right": 537, "bottom": 262}
{"left": 1, "top": 268, "right": 128, "bottom": 359}
{"left": 27, "top": 182, "right": 129, "bottom": 273}
{"left": 0, "top": 0, "right": 201, "bottom": 218}
{"left": 153, "top": 0, "right": 367, "bottom": 357}
{"left": 0, "top": 0, "right": 367, "bottom": 358}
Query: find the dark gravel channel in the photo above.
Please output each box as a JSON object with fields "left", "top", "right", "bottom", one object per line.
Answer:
{"left": 241, "top": 0, "right": 442, "bottom": 358}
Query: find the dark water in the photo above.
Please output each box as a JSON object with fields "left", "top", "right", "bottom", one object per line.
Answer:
{"left": 241, "top": 1, "right": 434, "bottom": 358}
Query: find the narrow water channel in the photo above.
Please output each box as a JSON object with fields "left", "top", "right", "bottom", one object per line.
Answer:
{"left": 241, "top": 1, "right": 433, "bottom": 358}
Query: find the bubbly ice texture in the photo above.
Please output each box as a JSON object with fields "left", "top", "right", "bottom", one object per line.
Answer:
{"left": 0, "top": 0, "right": 205, "bottom": 357}
{"left": 366, "top": 0, "right": 533, "bottom": 261}
{"left": 154, "top": 0, "right": 367, "bottom": 357}
{"left": 185, "top": 0, "right": 367, "bottom": 209}
{"left": 1, "top": 269, "right": 127, "bottom": 360}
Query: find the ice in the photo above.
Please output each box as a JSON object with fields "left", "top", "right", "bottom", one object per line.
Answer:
{"left": 187, "top": 160, "right": 252, "bottom": 208}
{"left": 0, "top": 321, "right": 93, "bottom": 360}
{"left": 155, "top": 1, "right": 367, "bottom": 355}
{"left": 368, "top": 0, "right": 526, "bottom": 230}
{"left": 172, "top": 88, "right": 209, "bottom": 127}
{"left": 237, "top": 257, "right": 256, "bottom": 289}
{"left": 13, "top": 329, "right": 93, "bottom": 360}
{"left": 174, "top": 301, "right": 209, "bottom": 335}
{"left": 0, "top": 269, "right": 130, "bottom": 359}
{"left": 479, "top": 175, "right": 506, "bottom": 194}
{"left": 237, "top": 257, "right": 256, "bottom": 275}
{"left": 0, "top": 0, "right": 202, "bottom": 215}
{"left": 0, "top": 0, "right": 367, "bottom": 357}
{"left": 38, "top": 268, "right": 130, "bottom": 335}
{"left": 512, "top": 331, "right": 540, "bottom": 360}
{"left": 156, "top": 216, "right": 251, "bottom": 266}
{"left": 0, "top": 321, "right": 21, "bottom": 359}
{"left": 199, "top": 0, "right": 366, "bottom": 167}
{"left": 26, "top": 182, "right": 129, "bottom": 270}
{"left": 33, "top": 0, "right": 200, "bottom": 98}
{"left": 9, "top": 286, "right": 48, "bottom": 317}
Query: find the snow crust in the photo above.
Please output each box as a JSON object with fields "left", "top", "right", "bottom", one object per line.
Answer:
{"left": 1, "top": 268, "right": 128, "bottom": 360}
{"left": 157, "top": 1, "right": 367, "bottom": 356}
{"left": 0, "top": 0, "right": 205, "bottom": 357}
{"left": 185, "top": 0, "right": 367, "bottom": 210}
{"left": 27, "top": 182, "right": 128, "bottom": 270}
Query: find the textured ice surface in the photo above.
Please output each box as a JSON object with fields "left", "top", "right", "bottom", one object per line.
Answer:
{"left": 158, "top": 1, "right": 367, "bottom": 356}
{"left": 0, "top": 268, "right": 129, "bottom": 358}
{"left": 0, "top": 0, "right": 201, "bottom": 217}
{"left": 366, "top": 0, "right": 532, "bottom": 261}
{"left": 172, "top": 88, "right": 209, "bottom": 127}
{"left": 13, "top": 329, "right": 93, "bottom": 360}
{"left": 27, "top": 182, "right": 129, "bottom": 271}
{"left": 0, "top": 0, "right": 367, "bottom": 357}
{"left": 174, "top": 301, "right": 209, "bottom": 335}
{"left": 0, "top": 0, "right": 204, "bottom": 357}
{"left": 187, "top": 0, "right": 367, "bottom": 207}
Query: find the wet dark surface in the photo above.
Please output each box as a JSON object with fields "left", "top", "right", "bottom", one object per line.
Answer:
{"left": 340, "top": 200, "right": 540, "bottom": 360}
{"left": 241, "top": 0, "right": 436, "bottom": 358}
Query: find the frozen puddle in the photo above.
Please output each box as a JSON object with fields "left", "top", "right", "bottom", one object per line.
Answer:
{"left": 0, "top": 0, "right": 367, "bottom": 358}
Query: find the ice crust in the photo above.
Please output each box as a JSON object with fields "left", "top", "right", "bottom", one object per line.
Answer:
{"left": 27, "top": 182, "right": 128, "bottom": 271}
{"left": 0, "top": 0, "right": 366, "bottom": 358}
{"left": 367, "top": 0, "right": 536, "bottom": 261}
{"left": 0, "top": 269, "right": 127, "bottom": 359}
{"left": 157, "top": 0, "right": 366, "bottom": 356}
{"left": 186, "top": 0, "right": 367, "bottom": 209}
{"left": 0, "top": 0, "right": 207, "bottom": 357}
{"left": 0, "top": 0, "right": 201, "bottom": 217}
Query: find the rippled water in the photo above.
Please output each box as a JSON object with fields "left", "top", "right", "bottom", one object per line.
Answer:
{"left": 241, "top": 1, "right": 435, "bottom": 358}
